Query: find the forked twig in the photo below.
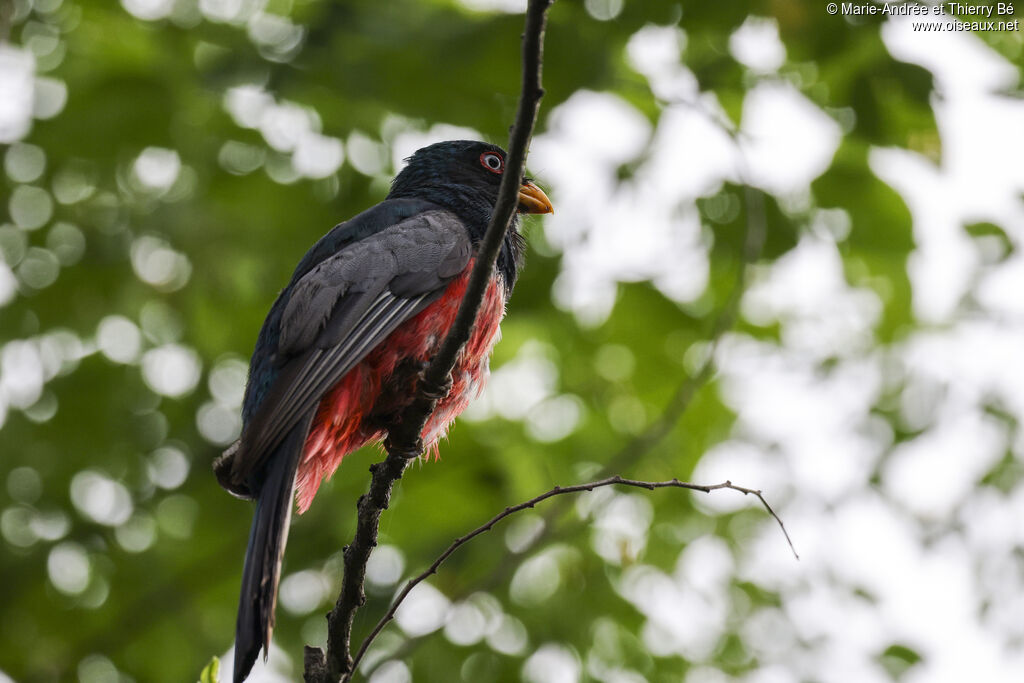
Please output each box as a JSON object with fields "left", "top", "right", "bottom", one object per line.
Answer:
{"left": 350, "top": 475, "right": 796, "bottom": 674}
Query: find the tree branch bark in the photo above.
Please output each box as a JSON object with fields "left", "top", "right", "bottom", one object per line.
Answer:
{"left": 303, "top": 2, "right": 554, "bottom": 681}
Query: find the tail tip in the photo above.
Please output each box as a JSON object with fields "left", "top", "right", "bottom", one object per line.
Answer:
{"left": 232, "top": 640, "right": 261, "bottom": 683}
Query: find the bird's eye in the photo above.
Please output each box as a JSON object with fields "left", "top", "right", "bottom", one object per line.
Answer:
{"left": 480, "top": 152, "right": 504, "bottom": 174}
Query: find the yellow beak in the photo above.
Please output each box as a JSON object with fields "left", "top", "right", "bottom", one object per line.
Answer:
{"left": 517, "top": 181, "right": 554, "bottom": 214}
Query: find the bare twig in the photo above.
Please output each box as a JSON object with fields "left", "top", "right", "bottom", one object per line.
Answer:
{"left": 350, "top": 475, "right": 796, "bottom": 674}
{"left": 303, "top": 2, "right": 554, "bottom": 681}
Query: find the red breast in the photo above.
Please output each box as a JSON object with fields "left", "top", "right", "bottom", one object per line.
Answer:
{"left": 294, "top": 262, "right": 506, "bottom": 512}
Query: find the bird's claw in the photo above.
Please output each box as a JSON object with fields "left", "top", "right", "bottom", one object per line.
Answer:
{"left": 385, "top": 435, "right": 425, "bottom": 460}
{"left": 419, "top": 369, "right": 453, "bottom": 401}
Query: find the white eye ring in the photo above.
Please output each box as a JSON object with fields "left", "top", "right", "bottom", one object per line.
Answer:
{"left": 480, "top": 152, "right": 503, "bottom": 173}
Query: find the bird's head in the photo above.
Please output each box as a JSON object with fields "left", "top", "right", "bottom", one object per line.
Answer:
{"left": 388, "top": 139, "right": 553, "bottom": 238}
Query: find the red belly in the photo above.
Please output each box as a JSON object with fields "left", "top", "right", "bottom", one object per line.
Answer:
{"left": 294, "top": 265, "right": 506, "bottom": 513}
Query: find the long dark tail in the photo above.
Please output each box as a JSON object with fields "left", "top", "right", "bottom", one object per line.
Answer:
{"left": 233, "top": 419, "right": 310, "bottom": 683}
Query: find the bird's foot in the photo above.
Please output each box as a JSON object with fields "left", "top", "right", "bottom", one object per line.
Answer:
{"left": 385, "top": 434, "right": 425, "bottom": 460}
{"left": 418, "top": 369, "right": 453, "bottom": 401}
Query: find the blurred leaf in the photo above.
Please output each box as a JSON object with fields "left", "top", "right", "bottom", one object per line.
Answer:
{"left": 813, "top": 141, "right": 915, "bottom": 340}
{"left": 878, "top": 643, "right": 923, "bottom": 679}
{"left": 198, "top": 656, "right": 220, "bottom": 683}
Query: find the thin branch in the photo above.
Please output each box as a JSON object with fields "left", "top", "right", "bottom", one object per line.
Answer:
{"left": 350, "top": 475, "right": 796, "bottom": 674}
{"left": 303, "top": 2, "right": 554, "bottom": 681}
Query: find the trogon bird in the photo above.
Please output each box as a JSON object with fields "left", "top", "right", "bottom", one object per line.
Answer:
{"left": 215, "top": 139, "right": 553, "bottom": 682}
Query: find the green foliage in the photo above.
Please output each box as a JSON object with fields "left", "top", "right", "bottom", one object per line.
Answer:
{"left": 199, "top": 656, "right": 221, "bottom": 683}
{"left": 814, "top": 140, "right": 915, "bottom": 341}
{"left": 878, "top": 643, "right": 922, "bottom": 679}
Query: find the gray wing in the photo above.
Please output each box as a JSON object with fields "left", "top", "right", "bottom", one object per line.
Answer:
{"left": 227, "top": 209, "right": 472, "bottom": 487}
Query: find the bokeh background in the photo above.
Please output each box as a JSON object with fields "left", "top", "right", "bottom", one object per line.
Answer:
{"left": 2, "top": 0, "right": 1024, "bottom": 681}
